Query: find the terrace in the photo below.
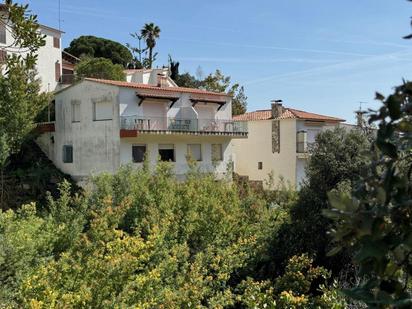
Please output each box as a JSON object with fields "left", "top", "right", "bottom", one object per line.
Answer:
{"left": 120, "top": 115, "right": 248, "bottom": 137}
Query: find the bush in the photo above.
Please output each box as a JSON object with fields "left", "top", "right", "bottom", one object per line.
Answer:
{"left": 75, "top": 57, "right": 126, "bottom": 81}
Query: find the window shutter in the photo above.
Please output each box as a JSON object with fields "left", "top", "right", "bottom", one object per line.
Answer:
{"left": 53, "top": 37, "right": 60, "bottom": 48}
{"left": 55, "top": 62, "right": 61, "bottom": 82}
{"left": 0, "top": 50, "right": 7, "bottom": 64}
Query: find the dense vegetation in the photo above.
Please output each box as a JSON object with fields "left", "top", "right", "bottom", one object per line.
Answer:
{"left": 326, "top": 82, "right": 412, "bottom": 307}
{"left": 0, "top": 162, "right": 348, "bottom": 308}
{"left": 75, "top": 57, "right": 126, "bottom": 81}
{"left": 64, "top": 36, "right": 133, "bottom": 68}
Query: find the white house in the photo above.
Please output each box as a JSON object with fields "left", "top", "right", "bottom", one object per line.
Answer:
{"left": 232, "top": 102, "right": 345, "bottom": 188}
{"left": 36, "top": 72, "right": 248, "bottom": 182}
{"left": 0, "top": 3, "right": 63, "bottom": 92}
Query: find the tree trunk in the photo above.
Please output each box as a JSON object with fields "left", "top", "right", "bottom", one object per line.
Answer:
{"left": 148, "top": 47, "right": 153, "bottom": 69}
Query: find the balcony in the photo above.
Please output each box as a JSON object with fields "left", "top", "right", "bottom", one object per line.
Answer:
{"left": 120, "top": 116, "right": 248, "bottom": 137}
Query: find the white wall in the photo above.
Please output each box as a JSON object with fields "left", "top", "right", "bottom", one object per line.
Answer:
{"left": 120, "top": 134, "right": 232, "bottom": 178}
{"left": 43, "top": 80, "right": 237, "bottom": 182}
{"left": 233, "top": 118, "right": 297, "bottom": 188}
{"left": 0, "top": 17, "right": 62, "bottom": 92}
{"left": 37, "top": 26, "right": 62, "bottom": 92}
{"left": 53, "top": 81, "right": 121, "bottom": 180}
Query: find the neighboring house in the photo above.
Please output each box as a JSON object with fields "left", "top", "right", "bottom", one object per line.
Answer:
{"left": 36, "top": 72, "right": 247, "bottom": 182}
{"left": 61, "top": 50, "right": 79, "bottom": 85}
{"left": 0, "top": 3, "right": 63, "bottom": 92}
{"left": 124, "top": 67, "right": 178, "bottom": 86}
{"left": 232, "top": 102, "right": 345, "bottom": 188}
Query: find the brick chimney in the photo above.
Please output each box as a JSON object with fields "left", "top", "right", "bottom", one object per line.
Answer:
{"left": 157, "top": 74, "right": 169, "bottom": 88}
{"left": 271, "top": 100, "right": 284, "bottom": 119}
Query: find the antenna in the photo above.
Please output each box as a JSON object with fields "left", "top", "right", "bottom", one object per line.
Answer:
{"left": 358, "top": 101, "right": 367, "bottom": 111}
{"left": 58, "top": 0, "right": 61, "bottom": 31}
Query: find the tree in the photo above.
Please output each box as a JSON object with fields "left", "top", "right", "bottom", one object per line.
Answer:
{"left": 326, "top": 82, "right": 412, "bottom": 307}
{"left": 140, "top": 23, "right": 161, "bottom": 69}
{"left": 168, "top": 55, "right": 179, "bottom": 81}
{"left": 0, "top": 163, "right": 345, "bottom": 307}
{"left": 64, "top": 36, "right": 133, "bottom": 68}
{"left": 173, "top": 69, "right": 247, "bottom": 116}
{"left": 75, "top": 57, "right": 126, "bottom": 81}
{"left": 0, "top": 1, "right": 50, "bottom": 209}
{"left": 266, "top": 128, "right": 370, "bottom": 278}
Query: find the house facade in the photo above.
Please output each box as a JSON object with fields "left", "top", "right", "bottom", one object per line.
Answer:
{"left": 232, "top": 102, "right": 344, "bottom": 188}
{"left": 37, "top": 73, "right": 247, "bottom": 182}
{"left": 0, "top": 4, "right": 63, "bottom": 92}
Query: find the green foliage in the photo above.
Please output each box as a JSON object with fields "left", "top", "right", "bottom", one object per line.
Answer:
{"left": 0, "top": 57, "right": 49, "bottom": 155}
{"left": 326, "top": 82, "right": 412, "bottom": 307}
{"left": 75, "top": 57, "right": 126, "bottom": 81}
{"left": 0, "top": 165, "right": 271, "bottom": 307}
{"left": 137, "top": 22, "right": 161, "bottom": 69}
{"left": 174, "top": 69, "right": 247, "bottom": 116}
{"left": 0, "top": 163, "right": 348, "bottom": 307}
{"left": 236, "top": 254, "right": 346, "bottom": 308}
{"left": 0, "top": 1, "right": 49, "bottom": 157}
{"left": 1, "top": 141, "right": 78, "bottom": 211}
{"left": 268, "top": 128, "right": 370, "bottom": 276}
{"left": 64, "top": 36, "right": 133, "bottom": 68}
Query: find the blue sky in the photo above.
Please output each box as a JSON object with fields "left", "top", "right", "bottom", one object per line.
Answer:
{"left": 19, "top": 0, "right": 412, "bottom": 123}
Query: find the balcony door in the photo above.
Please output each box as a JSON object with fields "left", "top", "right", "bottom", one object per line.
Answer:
{"left": 142, "top": 100, "right": 168, "bottom": 130}
{"left": 195, "top": 104, "right": 216, "bottom": 132}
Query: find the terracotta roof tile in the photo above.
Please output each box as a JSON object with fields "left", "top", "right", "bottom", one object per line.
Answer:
{"left": 85, "top": 78, "right": 230, "bottom": 97}
{"left": 288, "top": 108, "right": 345, "bottom": 122}
{"left": 233, "top": 110, "right": 272, "bottom": 121}
{"left": 233, "top": 107, "right": 344, "bottom": 122}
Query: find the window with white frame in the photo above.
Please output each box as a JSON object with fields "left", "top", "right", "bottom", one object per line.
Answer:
{"left": 71, "top": 100, "right": 81, "bottom": 123}
{"left": 187, "top": 144, "right": 202, "bottom": 161}
{"left": 211, "top": 144, "right": 223, "bottom": 161}
{"left": 159, "top": 144, "right": 175, "bottom": 162}
{"left": 62, "top": 145, "right": 73, "bottom": 163}
{"left": 132, "top": 144, "right": 146, "bottom": 163}
{"left": 93, "top": 100, "right": 113, "bottom": 121}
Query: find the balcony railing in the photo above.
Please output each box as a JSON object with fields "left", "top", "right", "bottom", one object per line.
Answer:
{"left": 121, "top": 116, "right": 248, "bottom": 134}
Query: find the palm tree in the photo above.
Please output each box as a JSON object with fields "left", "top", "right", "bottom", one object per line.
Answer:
{"left": 141, "top": 23, "right": 161, "bottom": 69}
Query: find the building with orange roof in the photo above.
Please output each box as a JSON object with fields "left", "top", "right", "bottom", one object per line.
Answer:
{"left": 36, "top": 71, "right": 247, "bottom": 183}
{"left": 232, "top": 101, "right": 345, "bottom": 188}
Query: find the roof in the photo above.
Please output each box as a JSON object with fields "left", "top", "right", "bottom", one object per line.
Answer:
{"left": 83, "top": 78, "right": 230, "bottom": 97}
{"left": 233, "top": 108, "right": 345, "bottom": 122}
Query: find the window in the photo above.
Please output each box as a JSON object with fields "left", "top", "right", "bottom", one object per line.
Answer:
{"left": 62, "top": 145, "right": 73, "bottom": 163}
{"left": 258, "top": 162, "right": 263, "bottom": 170}
{"left": 187, "top": 144, "right": 202, "bottom": 161}
{"left": 53, "top": 37, "right": 60, "bottom": 48}
{"left": 211, "top": 144, "right": 223, "bottom": 161}
{"left": 159, "top": 144, "right": 175, "bottom": 162}
{"left": 93, "top": 100, "right": 113, "bottom": 121}
{"left": 71, "top": 100, "right": 81, "bottom": 123}
{"left": 0, "top": 23, "right": 6, "bottom": 44}
{"left": 132, "top": 144, "right": 146, "bottom": 163}
{"left": 0, "top": 49, "right": 6, "bottom": 64}
{"left": 55, "top": 61, "right": 61, "bottom": 82}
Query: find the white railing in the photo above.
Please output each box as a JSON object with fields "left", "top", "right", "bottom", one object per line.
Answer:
{"left": 120, "top": 116, "right": 248, "bottom": 134}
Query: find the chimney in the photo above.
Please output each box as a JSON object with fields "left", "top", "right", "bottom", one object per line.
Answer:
{"left": 157, "top": 74, "right": 169, "bottom": 88}
{"left": 356, "top": 110, "right": 365, "bottom": 128}
{"left": 271, "top": 100, "right": 284, "bottom": 119}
